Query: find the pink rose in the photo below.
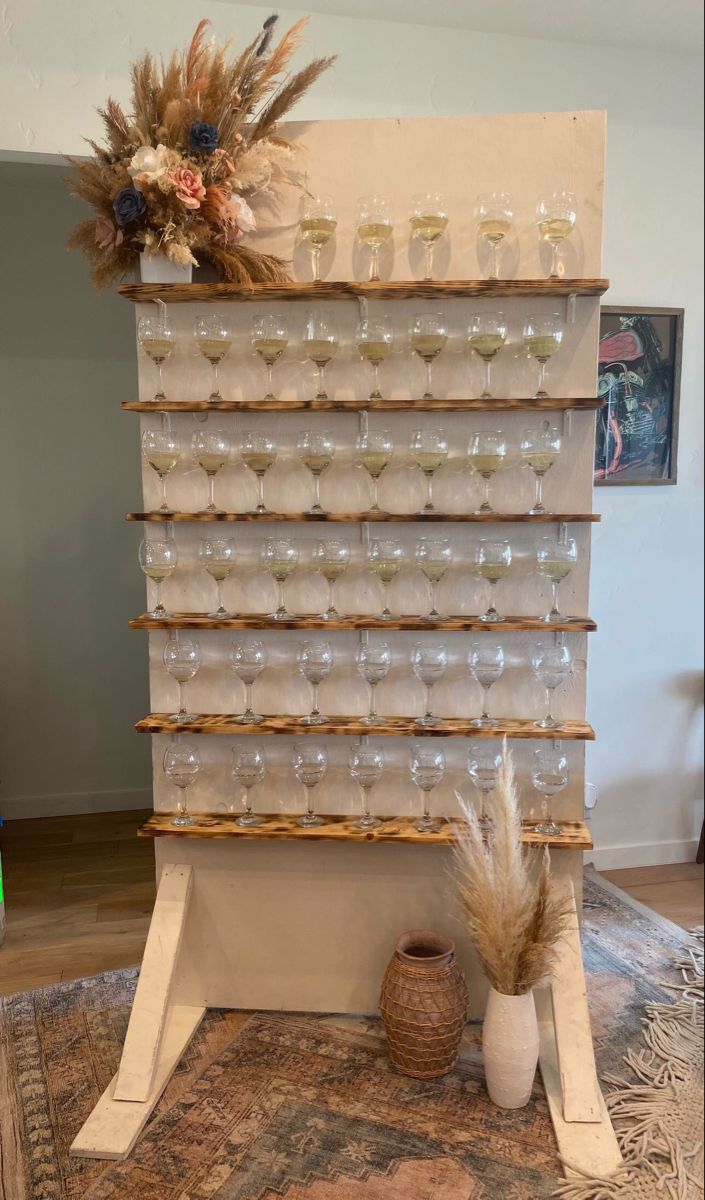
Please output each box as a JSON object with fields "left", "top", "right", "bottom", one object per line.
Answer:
{"left": 95, "top": 217, "right": 123, "bottom": 250}
{"left": 171, "top": 166, "right": 206, "bottom": 210}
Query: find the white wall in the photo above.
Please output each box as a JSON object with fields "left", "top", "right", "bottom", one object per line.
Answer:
{"left": 0, "top": 3, "right": 702, "bottom": 864}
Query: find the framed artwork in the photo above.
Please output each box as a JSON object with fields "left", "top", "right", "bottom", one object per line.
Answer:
{"left": 594, "top": 306, "right": 683, "bottom": 485}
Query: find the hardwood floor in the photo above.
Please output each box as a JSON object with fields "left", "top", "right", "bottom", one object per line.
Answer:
{"left": 0, "top": 810, "right": 702, "bottom": 998}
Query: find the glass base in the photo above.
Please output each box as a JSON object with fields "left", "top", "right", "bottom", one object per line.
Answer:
{"left": 480, "top": 610, "right": 506, "bottom": 623}
{"left": 168, "top": 712, "right": 198, "bottom": 724}
{"left": 158, "top": 504, "right": 173, "bottom": 514}
{"left": 378, "top": 610, "right": 394, "bottom": 622}
{"left": 369, "top": 389, "right": 384, "bottom": 401}
{"left": 209, "top": 391, "right": 223, "bottom": 403}
{"left": 253, "top": 504, "right": 271, "bottom": 515}
{"left": 309, "top": 505, "right": 326, "bottom": 515}
{"left": 298, "top": 813, "right": 325, "bottom": 828}
{"left": 237, "top": 712, "right": 265, "bottom": 726}
{"left": 428, "top": 609, "right": 442, "bottom": 621}
{"left": 208, "top": 607, "right": 232, "bottom": 619}
{"left": 542, "top": 610, "right": 565, "bottom": 624}
{"left": 356, "top": 814, "right": 382, "bottom": 830}
{"left": 534, "top": 820, "right": 563, "bottom": 837}
{"left": 415, "top": 816, "right": 441, "bottom": 833}
{"left": 474, "top": 503, "right": 495, "bottom": 515}
{"left": 471, "top": 716, "right": 499, "bottom": 729}
{"left": 314, "top": 390, "right": 329, "bottom": 401}
{"left": 301, "top": 713, "right": 328, "bottom": 726}
{"left": 479, "top": 390, "right": 493, "bottom": 400}
{"left": 321, "top": 609, "right": 344, "bottom": 621}
{"left": 535, "top": 389, "right": 550, "bottom": 400}
{"left": 202, "top": 504, "right": 224, "bottom": 515}
{"left": 535, "top": 716, "right": 563, "bottom": 730}
{"left": 360, "top": 714, "right": 385, "bottom": 726}
{"left": 528, "top": 503, "right": 548, "bottom": 515}
{"left": 236, "top": 813, "right": 264, "bottom": 828}
{"left": 418, "top": 714, "right": 441, "bottom": 727}
{"left": 270, "top": 610, "right": 294, "bottom": 622}
{"left": 171, "top": 814, "right": 196, "bottom": 827}
{"left": 147, "top": 606, "right": 167, "bottom": 620}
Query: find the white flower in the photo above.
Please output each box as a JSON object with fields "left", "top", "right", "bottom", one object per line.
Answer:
{"left": 230, "top": 194, "right": 257, "bottom": 234}
{"left": 128, "top": 144, "right": 171, "bottom": 190}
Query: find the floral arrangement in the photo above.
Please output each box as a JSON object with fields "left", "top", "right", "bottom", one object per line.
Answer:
{"left": 67, "top": 16, "right": 335, "bottom": 289}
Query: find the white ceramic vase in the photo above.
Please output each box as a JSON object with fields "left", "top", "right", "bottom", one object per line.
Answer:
{"left": 482, "top": 986, "right": 540, "bottom": 1109}
{"left": 139, "top": 252, "right": 193, "bottom": 284}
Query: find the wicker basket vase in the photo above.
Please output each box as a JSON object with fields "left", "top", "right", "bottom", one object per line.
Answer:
{"left": 380, "top": 930, "right": 469, "bottom": 1080}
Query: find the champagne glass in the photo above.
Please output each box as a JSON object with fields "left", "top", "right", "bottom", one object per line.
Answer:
{"left": 356, "top": 194, "right": 393, "bottom": 282}
{"left": 357, "top": 318, "right": 394, "bottom": 401}
{"left": 523, "top": 314, "right": 564, "bottom": 399}
{"left": 297, "top": 639, "right": 333, "bottom": 725}
{"left": 299, "top": 195, "right": 337, "bottom": 282}
{"left": 409, "top": 192, "right": 448, "bottom": 281}
{"left": 163, "top": 744, "right": 200, "bottom": 827}
{"left": 231, "top": 745, "right": 266, "bottom": 827}
{"left": 367, "top": 539, "right": 404, "bottom": 621}
{"left": 240, "top": 431, "right": 277, "bottom": 515}
{"left": 138, "top": 315, "right": 175, "bottom": 402}
{"left": 532, "top": 643, "right": 573, "bottom": 730}
{"left": 229, "top": 639, "right": 267, "bottom": 725}
{"left": 475, "top": 539, "right": 512, "bottom": 623}
{"left": 252, "top": 315, "right": 288, "bottom": 401}
{"left": 411, "top": 642, "right": 449, "bottom": 727}
{"left": 537, "top": 536, "right": 577, "bottom": 623}
{"left": 410, "top": 313, "right": 448, "bottom": 400}
{"left": 198, "top": 537, "right": 236, "bottom": 618}
{"left": 468, "top": 643, "right": 505, "bottom": 728}
{"left": 139, "top": 536, "right": 177, "bottom": 618}
{"left": 193, "top": 314, "right": 232, "bottom": 402}
{"left": 475, "top": 192, "right": 513, "bottom": 280}
{"left": 303, "top": 313, "right": 339, "bottom": 401}
{"left": 415, "top": 538, "right": 453, "bottom": 620}
{"left": 410, "top": 744, "right": 445, "bottom": 833}
{"left": 532, "top": 746, "right": 568, "bottom": 836}
{"left": 356, "top": 430, "right": 393, "bottom": 514}
{"left": 355, "top": 641, "right": 392, "bottom": 725}
{"left": 521, "top": 426, "right": 562, "bottom": 514}
{"left": 263, "top": 537, "right": 299, "bottom": 621}
{"left": 468, "top": 312, "right": 507, "bottom": 399}
{"left": 163, "top": 637, "right": 201, "bottom": 724}
{"left": 313, "top": 539, "right": 350, "bottom": 620}
{"left": 297, "top": 430, "right": 335, "bottom": 516}
{"left": 468, "top": 431, "right": 507, "bottom": 514}
{"left": 142, "top": 429, "right": 180, "bottom": 513}
{"left": 410, "top": 428, "right": 448, "bottom": 514}
{"left": 191, "top": 429, "right": 231, "bottom": 514}
{"left": 293, "top": 742, "right": 328, "bottom": 828}
{"left": 536, "top": 190, "right": 577, "bottom": 278}
{"left": 350, "top": 744, "right": 384, "bottom": 829}
{"left": 467, "top": 745, "right": 503, "bottom": 828}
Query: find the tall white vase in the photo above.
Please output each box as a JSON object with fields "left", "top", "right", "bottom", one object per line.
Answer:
{"left": 482, "top": 987, "right": 540, "bottom": 1109}
{"left": 139, "top": 252, "right": 193, "bottom": 284}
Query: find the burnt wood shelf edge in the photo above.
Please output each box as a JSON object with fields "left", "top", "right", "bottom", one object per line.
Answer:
{"left": 119, "top": 279, "right": 609, "bottom": 304}
{"left": 127, "top": 510, "right": 601, "bottom": 524}
{"left": 130, "top": 612, "right": 598, "bottom": 633}
{"left": 135, "top": 713, "right": 595, "bottom": 740}
{"left": 122, "top": 397, "right": 604, "bottom": 413}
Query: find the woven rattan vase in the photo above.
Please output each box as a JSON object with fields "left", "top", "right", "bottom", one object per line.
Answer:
{"left": 380, "top": 930, "right": 469, "bottom": 1080}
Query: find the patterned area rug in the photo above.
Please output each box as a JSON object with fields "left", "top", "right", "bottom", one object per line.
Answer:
{"left": 0, "top": 875, "right": 695, "bottom": 1200}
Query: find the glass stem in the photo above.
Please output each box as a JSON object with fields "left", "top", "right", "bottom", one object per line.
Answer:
{"left": 258, "top": 473, "right": 266, "bottom": 511}
{"left": 425, "top": 684, "right": 434, "bottom": 720}
{"left": 312, "top": 246, "right": 321, "bottom": 282}
{"left": 243, "top": 786, "right": 253, "bottom": 817}
{"left": 311, "top": 682, "right": 320, "bottom": 719}
{"left": 216, "top": 579, "right": 224, "bottom": 614}
{"left": 537, "top": 360, "right": 547, "bottom": 396}
{"left": 159, "top": 472, "right": 169, "bottom": 512}
{"left": 176, "top": 789, "right": 187, "bottom": 819}
{"left": 550, "top": 242, "right": 559, "bottom": 278}
{"left": 313, "top": 473, "right": 322, "bottom": 511}
{"left": 425, "top": 359, "right": 434, "bottom": 399}
{"left": 535, "top": 473, "right": 544, "bottom": 510}
{"left": 156, "top": 362, "right": 165, "bottom": 400}
{"left": 430, "top": 582, "right": 438, "bottom": 618}
{"left": 328, "top": 581, "right": 335, "bottom": 617}
{"left": 371, "top": 476, "right": 380, "bottom": 512}
{"left": 488, "top": 578, "right": 497, "bottom": 616}
{"left": 316, "top": 365, "right": 325, "bottom": 398}
{"left": 482, "top": 359, "right": 492, "bottom": 399}
{"left": 155, "top": 579, "right": 164, "bottom": 614}
{"left": 245, "top": 681, "right": 254, "bottom": 719}
{"left": 552, "top": 580, "right": 560, "bottom": 616}
{"left": 370, "top": 245, "right": 380, "bottom": 282}
{"left": 489, "top": 242, "right": 499, "bottom": 280}
{"left": 277, "top": 580, "right": 286, "bottom": 617}
{"left": 482, "top": 474, "right": 491, "bottom": 510}
{"left": 267, "top": 363, "right": 274, "bottom": 398}
{"left": 208, "top": 474, "right": 216, "bottom": 510}
{"left": 369, "top": 682, "right": 378, "bottom": 720}
{"left": 545, "top": 687, "right": 553, "bottom": 723}
{"left": 421, "top": 787, "right": 431, "bottom": 822}
{"left": 178, "top": 682, "right": 186, "bottom": 718}
{"left": 211, "top": 362, "right": 220, "bottom": 400}
{"left": 424, "top": 243, "right": 433, "bottom": 281}
{"left": 362, "top": 785, "right": 372, "bottom": 819}
{"left": 306, "top": 784, "right": 315, "bottom": 819}
{"left": 426, "top": 473, "right": 434, "bottom": 512}
{"left": 371, "top": 362, "right": 381, "bottom": 400}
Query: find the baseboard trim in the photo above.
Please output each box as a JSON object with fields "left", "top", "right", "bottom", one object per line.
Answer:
{"left": 586, "top": 837, "right": 700, "bottom": 871}
{"left": 0, "top": 788, "right": 152, "bottom": 820}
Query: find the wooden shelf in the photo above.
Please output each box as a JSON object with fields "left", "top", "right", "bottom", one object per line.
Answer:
{"left": 138, "top": 812, "right": 593, "bottom": 850}
{"left": 119, "top": 279, "right": 609, "bottom": 305}
{"left": 123, "top": 396, "right": 603, "bottom": 414}
{"left": 136, "top": 713, "right": 595, "bottom": 740}
{"left": 128, "top": 510, "right": 600, "bottom": 525}
{"left": 131, "top": 612, "right": 597, "bottom": 633}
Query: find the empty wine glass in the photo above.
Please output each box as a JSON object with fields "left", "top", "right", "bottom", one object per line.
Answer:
{"left": 231, "top": 745, "right": 266, "bottom": 827}
{"left": 536, "top": 191, "right": 577, "bottom": 278}
{"left": 299, "top": 195, "right": 337, "bottom": 281}
{"left": 163, "top": 743, "right": 200, "bottom": 827}
{"left": 357, "top": 318, "right": 394, "bottom": 401}
{"left": 139, "top": 536, "right": 177, "bottom": 618}
{"left": 240, "top": 432, "right": 277, "bottom": 515}
{"left": 252, "top": 315, "right": 288, "bottom": 400}
{"left": 467, "top": 745, "right": 503, "bottom": 827}
{"left": 198, "top": 537, "right": 236, "bottom": 618}
{"left": 191, "top": 429, "right": 231, "bottom": 514}
{"left": 537, "top": 536, "right": 577, "bottom": 622}
{"left": 532, "top": 643, "right": 573, "bottom": 729}
{"left": 475, "top": 539, "right": 512, "bottom": 623}
{"left": 142, "top": 429, "right": 180, "bottom": 513}
{"left": 350, "top": 744, "right": 384, "bottom": 829}
{"left": 313, "top": 539, "right": 350, "bottom": 620}
{"left": 415, "top": 538, "right": 453, "bottom": 620}
{"left": 523, "top": 314, "right": 564, "bottom": 399}
{"left": 356, "top": 430, "right": 393, "bottom": 514}
{"left": 138, "top": 315, "right": 176, "bottom": 402}
{"left": 409, "top": 192, "right": 448, "bottom": 281}
{"left": 468, "top": 313, "right": 507, "bottom": 399}
{"left": 163, "top": 637, "right": 201, "bottom": 724}
{"left": 193, "top": 314, "right": 232, "bottom": 402}
{"left": 230, "top": 639, "right": 267, "bottom": 725}
{"left": 468, "top": 643, "right": 505, "bottom": 728}
{"left": 355, "top": 641, "right": 392, "bottom": 725}
{"left": 521, "top": 426, "right": 562, "bottom": 514}
{"left": 410, "top": 428, "right": 448, "bottom": 514}
{"left": 410, "top": 314, "right": 448, "bottom": 400}
{"left": 532, "top": 746, "right": 568, "bottom": 836}
{"left": 293, "top": 742, "right": 328, "bottom": 827}
{"left": 297, "top": 640, "right": 333, "bottom": 725}
{"left": 303, "top": 313, "right": 339, "bottom": 401}
{"left": 356, "top": 194, "right": 393, "bottom": 281}
{"left": 468, "top": 431, "right": 507, "bottom": 514}
{"left": 411, "top": 642, "right": 449, "bottom": 726}
{"left": 297, "top": 430, "right": 335, "bottom": 515}
{"left": 475, "top": 193, "right": 513, "bottom": 280}
{"left": 367, "top": 539, "right": 405, "bottom": 621}
{"left": 410, "top": 744, "right": 445, "bottom": 833}
{"left": 263, "top": 537, "right": 299, "bottom": 621}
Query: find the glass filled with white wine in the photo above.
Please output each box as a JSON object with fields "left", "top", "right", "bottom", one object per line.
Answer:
{"left": 299, "top": 195, "right": 337, "bottom": 282}
{"left": 536, "top": 536, "right": 577, "bottom": 623}
{"left": 468, "top": 312, "right": 507, "bottom": 399}
{"left": 263, "top": 537, "right": 299, "bottom": 621}
{"left": 415, "top": 538, "right": 453, "bottom": 620}
{"left": 523, "top": 314, "right": 564, "bottom": 399}
{"left": 468, "top": 430, "right": 507, "bottom": 515}
{"left": 139, "top": 536, "right": 178, "bottom": 619}
{"left": 297, "top": 429, "right": 335, "bottom": 515}
{"left": 193, "top": 314, "right": 232, "bottom": 402}
{"left": 532, "top": 746, "right": 568, "bottom": 836}
{"left": 475, "top": 538, "right": 512, "bottom": 623}
{"left": 410, "top": 428, "right": 449, "bottom": 514}
{"left": 521, "top": 426, "right": 562, "bottom": 514}
{"left": 409, "top": 192, "right": 448, "bottom": 281}
{"left": 475, "top": 192, "right": 513, "bottom": 280}
{"left": 356, "top": 194, "right": 393, "bottom": 282}
{"left": 252, "top": 314, "right": 288, "bottom": 401}
{"left": 191, "top": 428, "right": 231, "bottom": 514}
{"left": 198, "top": 537, "right": 236, "bottom": 619}
{"left": 536, "top": 190, "right": 577, "bottom": 278}
{"left": 357, "top": 318, "right": 394, "bottom": 401}
{"left": 356, "top": 429, "right": 393, "bottom": 514}
{"left": 313, "top": 539, "right": 351, "bottom": 620}
{"left": 240, "top": 431, "right": 277, "bottom": 515}
{"left": 142, "top": 429, "right": 180, "bottom": 513}
{"left": 410, "top": 313, "right": 448, "bottom": 400}
{"left": 302, "top": 313, "right": 338, "bottom": 401}
{"left": 138, "top": 315, "right": 176, "bottom": 403}
{"left": 468, "top": 642, "right": 505, "bottom": 728}
{"left": 367, "top": 538, "right": 405, "bottom": 621}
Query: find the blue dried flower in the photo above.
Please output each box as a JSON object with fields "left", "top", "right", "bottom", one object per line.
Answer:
{"left": 113, "top": 186, "right": 147, "bottom": 227}
{"left": 189, "top": 122, "right": 220, "bottom": 154}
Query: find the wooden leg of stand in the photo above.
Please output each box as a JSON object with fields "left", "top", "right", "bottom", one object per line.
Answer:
{"left": 550, "top": 877, "right": 603, "bottom": 1122}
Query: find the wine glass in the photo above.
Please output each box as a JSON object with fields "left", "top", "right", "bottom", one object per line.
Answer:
{"left": 356, "top": 194, "right": 393, "bottom": 282}
{"left": 410, "top": 314, "right": 448, "bottom": 400}
{"left": 299, "top": 195, "right": 337, "bottom": 282}
{"left": 468, "top": 643, "right": 505, "bottom": 728}
{"left": 357, "top": 318, "right": 394, "bottom": 401}
{"left": 409, "top": 192, "right": 448, "bottom": 281}
{"left": 303, "top": 313, "right": 339, "bottom": 401}
{"left": 297, "top": 430, "right": 335, "bottom": 515}
{"left": 532, "top": 643, "right": 573, "bottom": 730}
{"left": 415, "top": 538, "right": 453, "bottom": 620}
{"left": 193, "top": 314, "right": 232, "bottom": 402}
{"left": 138, "top": 315, "right": 176, "bottom": 402}
{"left": 350, "top": 744, "right": 384, "bottom": 829}
{"left": 229, "top": 639, "right": 267, "bottom": 725}
{"left": 313, "top": 539, "right": 350, "bottom": 621}
{"left": 410, "top": 428, "right": 448, "bottom": 514}
{"left": 367, "top": 539, "right": 404, "bottom": 621}
{"left": 355, "top": 641, "right": 392, "bottom": 725}
{"left": 411, "top": 642, "right": 449, "bottom": 727}
{"left": 191, "top": 429, "right": 231, "bottom": 514}
{"left": 475, "top": 192, "right": 513, "bottom": 280}
{"left": 240, "top": 432, "right": 277, "bottom": 515}
{"left": 198, "top": 537, "right": 236, "bottom": 619}
{"left": 139, "top": 536, "right": 177, "bottom": 619}
{"left": 536, "top": 536, "right": 577, "bottom": 623}
{"left": 263, "top": 537, "right": 299, "bottom": 621}
{"left": 532, "top": 746, "right": 568, "bottom": 836}
{"left": 409, "top": 744, "right": 445, "bottom": 833}
{"left": 521, "top": 426, "right": 562, "bottom": 514}
{"left": 523, "top": 314, "right": 564, "bottom": 399}
{"left": 231, "top": 745, "right": 266, "bottom": 827}
{"left": 163, "top": 743, "right": 200, "bottom": 827}
{"left": 163, "top": 637, "right": 201, "bottom": 724}
{"left": 356, "top": 430, "right": 393, "bottom": 514}
{"left": 468, "top": 431, "right": 507, "bottom": 514}
{"left": 252, "top": 315, "right": 288, "bottom": 401}
{"left": 467, "top": 745, "right": 503, "bottom": 828}
{"left": 293, "top": 742, "right": 328, "bottom": 828}
{"left": 475, "top": 539, "right": 512, "bottom": 623}
{"left": 536, "top": 190, "right": 577, "bottom": 278}
{"left": 468, "top": 313, "right": 507, "bottom": 399}
{"left": 142, "top": 429, "right": 180, "bottom": 513}
{"left": 297, "top": 640, "right": 333, "bottom": 726}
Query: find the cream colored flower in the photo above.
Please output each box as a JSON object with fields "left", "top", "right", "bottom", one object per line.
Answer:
{"left": 230, "top": 194, "right": 256, "bottom": 234}
{"left": 128, "top": 144, "right": 171, "bottom": 190}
